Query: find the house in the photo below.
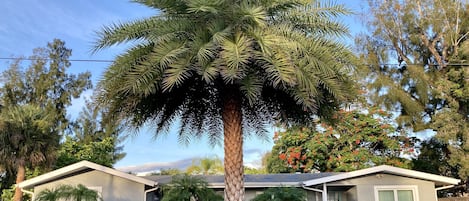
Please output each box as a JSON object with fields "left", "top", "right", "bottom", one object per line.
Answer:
{"left": 18, "top": 161, "right": 460, "bottom": 201}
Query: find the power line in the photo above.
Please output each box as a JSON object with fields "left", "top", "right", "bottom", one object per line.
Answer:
{"left": 0, "top": 57, "right": 113, "bottom": 63}
{"left": 2, "top": 57, "right": 469, "bottom": 67}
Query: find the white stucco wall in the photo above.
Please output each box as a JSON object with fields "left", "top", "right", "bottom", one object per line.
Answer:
{"left": 328, "top": 173, "right": 437, "bottom": 201}
{"left": 34, "top": 170, "right": 146, "bottom": 201}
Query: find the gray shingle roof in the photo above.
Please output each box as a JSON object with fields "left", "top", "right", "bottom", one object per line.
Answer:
{"left": 143, "top": 173, "right": 341, "bottom": 188}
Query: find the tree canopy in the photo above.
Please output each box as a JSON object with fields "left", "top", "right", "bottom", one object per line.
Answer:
{"left": 267, "top": 109, "right": 413, "bottom": 173}
{"left": 0, "top": 39, "right": 92, "bottom": 201}
{"left": 356, "top": 0, "right": 469, "bottom": 187}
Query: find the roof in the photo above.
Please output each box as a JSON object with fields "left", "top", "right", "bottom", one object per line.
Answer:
{"left": 18, "top": 161, "right": 157, "bottom": 189}
{"left": 144, "top": 173, "right": 340, "bottom": 188}
{"left": 302, "top": 165, "right": 461, "bottom": 187}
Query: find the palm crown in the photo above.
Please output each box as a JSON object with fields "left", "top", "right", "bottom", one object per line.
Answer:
{"left": 94, "top": 0, "right": 355, "bottom": 200}
{"left": 95, "top": 0, "right": 354, "bottom": 140}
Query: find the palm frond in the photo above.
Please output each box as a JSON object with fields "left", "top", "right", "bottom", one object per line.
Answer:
{"left": 187, "top": 0, "right": 225, "bottom": 14}
{"left": 93, "top": 18, "right": 164, "bottom": 53}
{"left": 219, "top": 33, "right": 253, "bottom": 83}
{"left": 131, "top": 0, "right": 188, "bottom": 14}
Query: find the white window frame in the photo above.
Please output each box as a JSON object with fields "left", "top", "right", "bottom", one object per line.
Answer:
{"left": 374, "top": 185, "right": 419, "bottom": 201}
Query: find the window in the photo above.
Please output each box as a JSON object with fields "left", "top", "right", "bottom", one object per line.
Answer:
{"left": 328, "top": 191, "right": 342, "bottom": 201}
{"left": 374, "top": 186, "right": 418, "bottom": 201}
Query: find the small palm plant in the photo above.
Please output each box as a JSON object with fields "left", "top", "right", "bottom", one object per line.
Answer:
{"left": 251, "top": 187, "right": 306, "bottom": 201}
{"left": 35, "top": 184, "right": 101, "bottom": 201}
{"left": 161, "top": 174, "right": 223, "bottom": 201}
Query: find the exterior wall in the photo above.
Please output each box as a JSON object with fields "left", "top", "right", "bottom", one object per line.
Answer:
{"left": 328, "top": 174, "right": 437, "bottom": 201}
{"left": 344, "top": 186, "right": 358, "bottom": 201}
{"left": 34, "top": 170, "right": 145, "bottom": 201}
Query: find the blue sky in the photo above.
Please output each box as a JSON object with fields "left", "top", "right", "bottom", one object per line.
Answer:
{"left": 0, "top": 0, "right": 366, "bottom": 171}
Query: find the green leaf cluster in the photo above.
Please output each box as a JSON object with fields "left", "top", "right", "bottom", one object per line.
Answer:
{"left": 268, "top": 109, "right": 412, "bottom": 173}
{"left": 35, "top": 184, "right": 101, "bottom": 201}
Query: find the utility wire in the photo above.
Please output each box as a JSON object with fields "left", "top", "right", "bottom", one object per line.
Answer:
{"left": 2, "top": 56, "right": 469, "bottom": 66}
{"left": 0, "top": 57, "right": 113, "bottom": 63}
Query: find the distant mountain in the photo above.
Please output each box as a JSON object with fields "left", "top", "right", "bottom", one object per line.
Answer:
{"left": 117, "top": 158, "right": 194, "bottom": 173}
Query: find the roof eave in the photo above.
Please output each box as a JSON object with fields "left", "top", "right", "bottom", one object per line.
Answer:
{"left": 302, "top": 165, "right": 460, "bottom": 187}
{"left": 18, "top": 161, "right": 157, "bottom": 189}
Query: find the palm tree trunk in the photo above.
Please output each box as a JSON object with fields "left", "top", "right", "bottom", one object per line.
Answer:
{"left": 222, "top": 87, "right": 244, "bottom": 201}
{"left": 14, "top": 162, "right": 26, "bottom": 201}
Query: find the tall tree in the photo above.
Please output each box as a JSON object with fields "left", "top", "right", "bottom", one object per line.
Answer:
{"left": 356, "top": 0, "right": 469, "bottom": 186}
{"left": 267, "top": 109, "right": 413, "bottom": 173}
{"left": 93, "top": 1, "right": 355, "bottom": 200}
{"left": 55, "top": 101, "right": 126, "bottom": 168}
{"left": 0, "top": 39, "right": 92, "bottom": 201}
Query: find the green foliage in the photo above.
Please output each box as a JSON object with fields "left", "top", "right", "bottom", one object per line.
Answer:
{"left": 186, "top": 157, "right": 223, "bottom": 175}
{"left": 1, "top": 185, "right": 16, "bottom": 201}
{"left": 161, "top": 174, "right": 223, "bottom": 201}
{"left": 35, "top": 184, "right": 101, "bottom": 201}
{"left": 0, "top": 39, "right": 92, "bottom": 195}
{"left": 55, "top": 136, "right": 121, "bottom": 168}
{"left": 55, "top": 100, "right": 126, "bottom": 168}
{"left": 268, "top": 109, "right": 413, "bottom": 173}
{"left": 356, "top": 0, "right": 469, "bottom": 185}
{"left": 244, "top": 166, "right": 267, "bottom": 175}
{"left": 251, "top": 187, "right": 306, "bottom": 201}
{"left": 93, "top": 0, "right": 356, "bottom": 144}
{"left": 0, "top": 39, "right": 92, "bottom": 133}
{"left": 0, "top": 105, "right": 57, "bottom": 169}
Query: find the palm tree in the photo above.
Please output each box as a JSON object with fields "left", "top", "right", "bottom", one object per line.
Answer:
{"left": 0, "top": 105, "right": 58, "bottom": 201}
{"left": 35, "top": 184, "right": 101, "bottom": 201}
{"left": 161, "top": 174, "right": 223, "bottom": 201}
{"left": 251, "top": 187, "right": 306, "bottom": 201}
{"left": 186, "top": 157, "right": 223, "bottom": 175}
{"left": 35, "top": 188, "right": 61, "bottom": 201}
{"left": 93, "top": 0, "right": 355, "bottom": 200}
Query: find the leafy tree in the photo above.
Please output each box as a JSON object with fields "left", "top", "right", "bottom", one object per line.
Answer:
{"left": 161, "top": 174, "right": 223, "bottom": 201}
{"left": 0, "top": 39, "right": 92, "bottom": 133}
{"left": 55, "top": 101, "right": 126, "bottom": 168}
{"left": 268, "top": 109, "right": 413, "bottom": 173}
{"left": 35, "top": 184, "right": 101, "bottom": 201}
{"left": 0, "top": 39, "right": 91, "bottom": 201}
{"left": 93, "top": 0, "right": 355, "bottom": 200}
{"left": 356, "top": 0, "right": 469, "bottom": 186}
{"left": 251, "top": 187, "right": 306, "bottom": 201}
{"left": 412, "top": 137, "right": 463, "bottom": 196}
{"left": 186, "top": 157, "right": 223, "bottom": 175}
{"left": 55, "top": 136, "right": 122, "bottom": 168}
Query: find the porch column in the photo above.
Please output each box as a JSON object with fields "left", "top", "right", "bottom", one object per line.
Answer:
{"left": 322, "top": 183, "right": 327, "bottom": 201}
